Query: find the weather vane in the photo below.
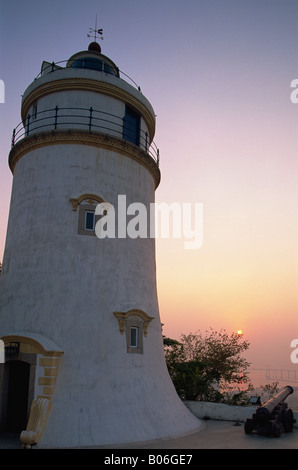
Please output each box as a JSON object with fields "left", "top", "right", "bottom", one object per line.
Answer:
{"left": 87, "top": 15, "right": 103, "bottom": 42}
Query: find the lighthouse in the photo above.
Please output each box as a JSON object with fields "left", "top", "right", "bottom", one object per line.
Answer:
{"left": 0, "top": 38, "right": 201, "bottom": 447}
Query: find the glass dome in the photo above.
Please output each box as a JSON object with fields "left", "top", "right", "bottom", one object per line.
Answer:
{"left": 67, "top": 44, "right": 119, "bottom": 77}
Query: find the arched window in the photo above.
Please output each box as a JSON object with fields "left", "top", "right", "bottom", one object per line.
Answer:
{"left": 113, "top": 309, "right": 154, "bottom": 354}
{"left": 70, "top": 194, "right": 104, "bottom": 236}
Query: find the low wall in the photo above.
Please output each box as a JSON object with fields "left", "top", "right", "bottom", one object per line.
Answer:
{"left": 184, "top": 401, "right": 298, "bottom": 428}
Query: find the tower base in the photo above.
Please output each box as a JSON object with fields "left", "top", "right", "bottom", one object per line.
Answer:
{"left": 37, "top": 362, "right": 202, "bottom": 448}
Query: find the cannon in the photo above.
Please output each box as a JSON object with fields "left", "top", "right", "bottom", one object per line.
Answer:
{"left": 244, "top": 385, "right": 296, "bottom": 437}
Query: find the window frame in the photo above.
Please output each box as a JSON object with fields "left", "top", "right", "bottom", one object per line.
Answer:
{"left": 70, "top": 194, "right": 105, "bottom": 237}
{"left": 126, "top": 317, "right": 143, "bottom": 354}
{"left": 113, "top": 309, "right": 154, "bottom": 355}
{"left": 78, "top": 203, "right": 98, "bottom": 236}
{"left": 129, "top": 326, "right": 139, "bottom": 349}
{"left": 84, "top": 210, "right": 95, "bottom": 231}
{"left": 123, "top": 105, "right": 141, "bottom": 147}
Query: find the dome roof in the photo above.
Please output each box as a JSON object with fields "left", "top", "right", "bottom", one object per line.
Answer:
{"left": 66, "top": 44, "right": 119, "bottom": 77}
{"left": 88, "top": 42, "right": 102, "bottom": 53}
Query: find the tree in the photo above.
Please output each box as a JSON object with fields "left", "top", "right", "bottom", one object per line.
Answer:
{"left": 163, "top": 329, "right": 252, "bottom": 404}
{"left": 259, "top": 381, "right": 279, "bottom": 402}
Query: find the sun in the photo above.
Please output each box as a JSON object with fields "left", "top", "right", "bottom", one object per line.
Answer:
{"left": 237, "top": 330, "right": 243, "bottom": 336}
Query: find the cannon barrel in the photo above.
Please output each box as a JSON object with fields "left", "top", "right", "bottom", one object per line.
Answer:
{"left": 245, "top": 385, "right": 295, "bottom": 436}
{"left": 255, "top": 385, "right": 293, "bottom": 421}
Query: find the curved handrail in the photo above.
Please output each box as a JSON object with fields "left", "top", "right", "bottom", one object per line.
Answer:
{"left": 11, "top": 106, "right": 160, "bottom": 165}
{"left": 34, "top": 60, "right": 142, "bottom": 91}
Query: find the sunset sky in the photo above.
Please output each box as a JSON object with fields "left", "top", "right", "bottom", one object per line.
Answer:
{"left": 0, "top": 0, "right": 298, "bottom": 382}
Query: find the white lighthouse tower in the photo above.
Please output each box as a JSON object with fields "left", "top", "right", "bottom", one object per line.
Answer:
{"left": 0, "top": 38, "right": 201, "bottom": 447}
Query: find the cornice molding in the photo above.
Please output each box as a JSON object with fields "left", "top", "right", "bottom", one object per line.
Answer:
{"left": 113, "top": 309, "right": 155, "bottom": 337}
{"left": 21, "top": 77, "right": 156, "bottom": 140}
{"left": 1, "top": 334, "right": 63, "bottom": 356}
{"left": 69, "top": 193, "right": 105, "bottom": 211}
{"left": 9, "top": 129, "right": 161, "bottom": 188}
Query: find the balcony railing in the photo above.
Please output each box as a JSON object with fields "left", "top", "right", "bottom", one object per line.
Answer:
{"left": 11, "top": 106, "right": 159, "bottom": 165}
{"left": 35, "top": 59, "right": 142, "bottom": 92}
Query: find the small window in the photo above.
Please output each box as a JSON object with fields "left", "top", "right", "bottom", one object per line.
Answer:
{"left": 114, "top": 309, "right": 154, "bottom": 355}
{"left": 78, "top": 203, "right": 98, "bottom": 236}
{"left": 32, "top": 102, "right": 38, "bottom": 120}
{"left": 130, "top": 327, "right": 139, "bottom": 348}
{"left": 85, "top": 211, "right": 95, "bottom": 231}
{"left": 126, "top": 317, "right": 143, "bottom": 354}
{"left": 70, "top": 194, "right": 105, "bottom": 237}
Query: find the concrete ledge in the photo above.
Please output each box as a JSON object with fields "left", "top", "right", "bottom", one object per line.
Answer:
{"left": 184, "top": 400, "right": 298, "bottom": 428}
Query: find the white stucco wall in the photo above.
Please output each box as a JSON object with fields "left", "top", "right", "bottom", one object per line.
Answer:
{"left": 184, "top": 400, "right": 298, "bottom": 428}
{"left": 0, "top": 141, "right": 202, "bottom": 447}
{"left": 0, "top": 49, "right": 203, "bottom": 447}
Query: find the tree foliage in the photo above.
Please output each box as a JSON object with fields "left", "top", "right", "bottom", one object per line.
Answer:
{"left": 259, "top": 381, "right": 279, "bottom": 402}
{"left": 164, "top": 329, "right": 253, "bottom": 404}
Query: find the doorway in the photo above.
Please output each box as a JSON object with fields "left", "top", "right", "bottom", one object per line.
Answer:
{"left": 5, "top": 361, "right": 30, "bottom": 433}
{"left": 123, "top": 105, "right": 141, "bottom": 146}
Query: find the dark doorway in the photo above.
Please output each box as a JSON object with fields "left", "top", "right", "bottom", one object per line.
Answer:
{"left": 123, "top": 106, "right": 140, "bottom": 146}
{"left": 5, "top": 361, "right": 30, "bottom": 433}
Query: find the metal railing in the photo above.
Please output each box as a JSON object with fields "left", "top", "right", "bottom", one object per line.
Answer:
{"left": 35, "top": 59, "right": 142, "bottom": 91}
{"left": 11, "top": 106, "right": 159, "bottom": 165}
